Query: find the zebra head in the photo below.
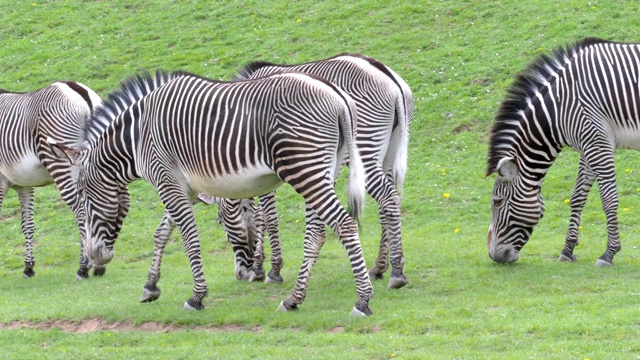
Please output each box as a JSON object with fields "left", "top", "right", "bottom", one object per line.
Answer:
{"left": 487, "top": 157, "right": 546, "bottom": 263}
{"left": 49, "top": 140, "right": 121, "bottom": 267}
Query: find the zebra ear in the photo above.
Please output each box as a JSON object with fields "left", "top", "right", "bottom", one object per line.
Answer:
{"left": 496, "top": 157, "right": 518, "bottom": 181}
{"left": 47, "top": 137, "right": 87, "bottom": 166}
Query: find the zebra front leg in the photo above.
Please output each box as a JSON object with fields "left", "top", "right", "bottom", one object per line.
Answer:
{"left": 140, "top": 211, "right": 176, "bottom": 303}
{"left": 158, "top": 186, "right": 208, "bottom": 310}
{"left": 559, "top": 157, "right": 595, "bottom": 263}
{"left": 17, "top": 187, "right": 36, "bottom": 278}
{"left": 93, "top": 187, "right": 131, "bottom": 277}
{"left": 259, "top": 193, "right": 284, "bottom": 283}
{"left": 75, "top": 211, "right": 92, "bottom": 280}
{"left": 245, "top": 198, "right": 266, "bottom": 282}
{"left": 217, "top": 198, "right": 254, "bottom": 280}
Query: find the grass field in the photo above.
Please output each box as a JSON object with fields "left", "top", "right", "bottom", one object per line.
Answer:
{"left": 2, "top": 1, "right": 640, "bottom": 359}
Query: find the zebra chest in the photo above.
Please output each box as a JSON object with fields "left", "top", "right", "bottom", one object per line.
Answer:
{"left": 0, "top": 153, "right": 52, "bottom": 187}
{"left": 183, "top": 165, "right": 282, "bottom": 199}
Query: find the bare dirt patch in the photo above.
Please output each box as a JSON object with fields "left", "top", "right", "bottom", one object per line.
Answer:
{"left": 0, "top": 319, "right": 263, "bottom": 334}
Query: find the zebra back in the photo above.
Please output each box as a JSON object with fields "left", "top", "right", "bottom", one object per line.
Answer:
{"left": 234, "top": 54, "right": 414, "bottom": 190}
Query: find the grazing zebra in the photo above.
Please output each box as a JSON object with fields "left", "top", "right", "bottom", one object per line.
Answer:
{"left": 487, "top": 38, "right": 640, "bottom": 266}
{"left": 0, "top": 80, "right": 102, "bottom": 278}
{"left": 54, "top": 70, "right": 373, "bottom": 316}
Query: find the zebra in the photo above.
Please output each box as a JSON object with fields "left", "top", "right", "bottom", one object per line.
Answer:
{"left": 53, "top": 70, "right": 374, "bottom": 316}
{"left": 487, "top": 38, "right": 640, "bottom": 267}
{"left": 0, "top": 80, "right": 102, "bottom": 278}
{"left": 173, "top": 54, "right": 412, "bottom": 288}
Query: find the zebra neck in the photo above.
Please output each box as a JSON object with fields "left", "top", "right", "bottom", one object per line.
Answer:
{"left": 93, "top": 114, "right": 140, "bottom": 185}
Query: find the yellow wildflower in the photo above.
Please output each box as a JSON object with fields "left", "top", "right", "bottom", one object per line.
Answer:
{"left": 444, "top": 193, "right": 450, "bottom": 198}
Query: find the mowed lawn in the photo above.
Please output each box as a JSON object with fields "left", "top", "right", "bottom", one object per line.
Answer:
{"left": 1, "top": 1, "right": 640, "bottom": 359}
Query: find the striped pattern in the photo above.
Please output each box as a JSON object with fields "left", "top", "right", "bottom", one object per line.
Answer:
{"left": 0, "top": 81, "right": 100, "bottom": 278}
{"left": 70, "top": 70, "right": 373, "bottom": 315}
{"left": 487, "top": 38, "right": 640, "bottom": 266}
{"left": 218, "top": 54, "right": 414, "bottom": 288}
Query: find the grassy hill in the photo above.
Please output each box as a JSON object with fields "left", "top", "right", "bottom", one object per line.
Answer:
{"left": 1, "top": 1, "right": 640, "bottom": 359}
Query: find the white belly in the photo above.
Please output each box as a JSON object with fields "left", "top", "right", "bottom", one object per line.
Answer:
{"left": 615, "top": 126, "right": 640, "bottom": 150}
{"left": 0, "top": 155, "right": 52, "bottom": 187}
{"left": 184, "top": 165, "right": 283, "bottom": 199}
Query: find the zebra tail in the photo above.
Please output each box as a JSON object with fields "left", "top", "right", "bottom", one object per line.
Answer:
{"left": 341, "top": 101, "right": 366, "bottom": 223}
{"left": 390, "top": 83, "right": 412, "bottom": 195}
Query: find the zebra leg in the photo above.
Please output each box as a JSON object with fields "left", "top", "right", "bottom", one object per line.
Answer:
{"left": 366, "top": 167, "right": 407, "bottom": 289}
{"left": 585, "top": 147, "right": 620, "bottom": 266}
{"left": 156, "top": 184, "right": 208, "bottom": 310}
{"left": 93, "top": 187, "right": 131, "bottom": 277}
{"left": 279, "top": 195, "right": 373, "bottom": 316}
{"left": 140, "top": 211, "right": 176, "bottom": 303}
{"left": 16, "top": 187, "right": 36, "bottom": 278}
{"left": 559, "top": 157, "right": 595, "bottom": 263}
{"left": 259, "top": 193, "right": 284, "bottom": 283}
{"left": 245, "top": 198, "right": 267, "bottom": 282}
{"left": 75, "top": 208, "right": 91, "bottom": 280}
{"left": 217, "top": 198, "right": 254, "bottom": 280}
{"left": 278, "top": 205, "right": 326, "bottom": 312}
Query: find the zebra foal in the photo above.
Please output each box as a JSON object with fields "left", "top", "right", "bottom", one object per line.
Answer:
{"left": 54, "top": 70, "right": 374, "bottom": 316}
{"left": 487, "top": 38, "right": 640, "bottom": 266}
{"left": 0, "top": 81, "right": 102, "bottom": 279}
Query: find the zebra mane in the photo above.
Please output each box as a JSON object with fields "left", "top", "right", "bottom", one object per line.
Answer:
{"left": 233, "top": 61, "right": 279, "bottom": 80}
{"left": 84, "top": 70, "right": 187, "bottom": 143}
{"left": 486, "top": 37, "right": 611, "bottom": 175}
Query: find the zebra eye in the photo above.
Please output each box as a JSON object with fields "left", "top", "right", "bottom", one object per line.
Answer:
{"left": 492, "top": 197, "right": 505, "bottom": 208}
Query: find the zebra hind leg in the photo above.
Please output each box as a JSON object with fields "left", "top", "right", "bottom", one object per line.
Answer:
{"left": 367, "top": 170, "right": 408, "bottom": 289}
{"left": 17, "top": 187, "right": 37, "bottom": 278}
{"left": 278, "top": 206, "right": 325, "bottom": 312}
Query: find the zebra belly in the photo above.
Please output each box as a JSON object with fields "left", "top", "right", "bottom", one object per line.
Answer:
{"left": 614, "top": 127, "right": 640, "bottom": 150}
{"left": 185, "top": 167, "right": 283, "bottom": 199}
{"left": 0, "top": 155, "right": 52, "bottom": 187}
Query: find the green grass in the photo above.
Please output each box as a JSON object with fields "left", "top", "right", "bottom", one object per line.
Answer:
{"left": 2, "top": 0, "right": 640, "bottom": 359}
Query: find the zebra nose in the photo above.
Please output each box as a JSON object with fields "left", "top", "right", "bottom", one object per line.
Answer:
{"left": 490, "top": 247, "right": 520, "bottom": 264}
{"left": 91, "top": 245, "right": 115, "bottom": 266}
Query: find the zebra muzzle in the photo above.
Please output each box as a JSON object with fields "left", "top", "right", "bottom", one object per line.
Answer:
{"left": 90, "top": 245, "right": 115, "bottom": 266}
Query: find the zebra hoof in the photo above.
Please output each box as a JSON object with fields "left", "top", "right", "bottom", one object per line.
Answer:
{"left": 23, "top": 268, "right": 35, "bottom": 278}
{"left": 140, "top": 285, "right": 162, "bottom": 303}
{"left": 350, "top": 303, "right": 373, "bottom": 317}
{"left": 183, "top": 298, "right": 204, "bottom": 311}
{"left": 277, "top": 300, "right": 298, "bottom": 312}
{"left": 388, "top": 275, "right": 409, "bottom": 290}
{"left": 368, "top": 268, "right": 386, "bottom": 280}
{"left": 595, "top": 259, "right": 613, "bottom": 267}
{"left": 76, "top": 268, "right": 90, "bottom": 280}
{"left": 557, "top": 253, "right": 577, "bottom": 262}
{"left": 93, "top": 266, "right": 106, "bottom": 277}
{"left": 235, "top": 268, "right": 251, "bottom": 281}
{"left": 265, "top": 273, "right": 283, "bottom": 284}
{"left": 248, "top": 268, "right": 266, "bottom": 282}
